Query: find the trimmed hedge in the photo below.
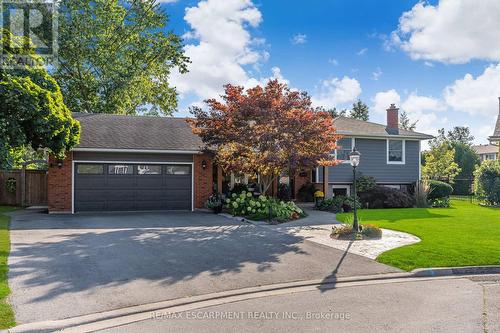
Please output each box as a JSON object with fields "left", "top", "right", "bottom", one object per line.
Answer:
{"left": 428, "top": 180, "right": 453, "bottom": 200}
{"left": 359, "top": 186, "right": 414, "bottom": 209}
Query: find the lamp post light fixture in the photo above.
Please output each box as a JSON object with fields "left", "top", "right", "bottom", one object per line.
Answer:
{"left": 349, "top": 148, "right": 361, "bottom": 233}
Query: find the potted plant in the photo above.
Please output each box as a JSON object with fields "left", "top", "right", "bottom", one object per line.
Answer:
{"left": 314, "top": 190, "right": 325, "bottom": 207}
{"left": 206, "top": 193, "right": 223, "bottom": 214}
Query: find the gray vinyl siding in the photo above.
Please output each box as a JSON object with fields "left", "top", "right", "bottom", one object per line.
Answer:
{"left": 73, "top": 151, "right": 194, "bottom": 163}
{"left": 318, "top": 138, "right": 420, "bottom": 184}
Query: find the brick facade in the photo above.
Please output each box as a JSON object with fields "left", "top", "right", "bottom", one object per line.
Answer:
{"left": 48, "top": 153, "right": 73, "bottom": 213}
{"left": 193, "top": 154, "right": 214, "bottom": 209}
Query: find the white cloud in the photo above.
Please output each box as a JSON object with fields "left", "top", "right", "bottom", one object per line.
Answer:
{"left": 245, "top": 66, "right": 289, "bottom": 88}
{"left": 328, "top": 58, "right": 339, "bottom": 66}
{"left": 170, "top": 0, "right": 267, "bottom": 100}
{"left": 312, "top": 77, "right": 362, "bottom": 109}
{"left": 444, "top": 64, "right": 500, "bottom": 117}
{"left": 372, "top": 89, "right": 401, "bottom": 114}
{"left": 291, "top": 33, "right": 307, "bottom": 45}
{"left": 401, "top": 93, "right": 446, "bottom": 114}
{"left": 371, "top": 67, "right": 383, "bottom": 81}
{"left": 393, "top": 0, "right": 500, "bottom": 63}
{"left": 357, "top": 48, "right": 367, "bottom": 56}
{"left": 372, "top": 90, "right": 446, "bottom": 137}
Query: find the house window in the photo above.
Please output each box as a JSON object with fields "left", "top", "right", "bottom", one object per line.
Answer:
{"left": 165, "top": 165, "right": 190, "bottom": 175}
{"left": 387, "top": 139, "right": 405, "bottom": 164}
{"left": 108, "top": 164, "right": 134, "bottom": 175}
{"left": 137, "top": 165, "right": 161, "bottom": 175}
{"left": 335, "top": 138, "right": 354, "bottom": 162}
{"left": 77, "top": 164, "right": 103, "bottom": 175}
{"left": 332, "top": 185, "right": 350, "bottom": 197}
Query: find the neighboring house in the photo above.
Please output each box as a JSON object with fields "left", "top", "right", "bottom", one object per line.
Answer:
{"left": 473, "top": 144, "right": 498, "bottom": 162}
{"left": 488, "top": 97, "right": 500, "bottom": 155}
{"left": 311, "top": 104, "right": 433, "bottom": 198}
{"left": 47, "top": 105, "right": 432, "bottom": 214}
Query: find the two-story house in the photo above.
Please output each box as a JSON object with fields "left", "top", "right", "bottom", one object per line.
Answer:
{"left": 311, "top": 104, "right": 433, "bottom": 198}
{"left": 472, "top": 144, "right": 498, "bottom": 162}
{"left": 47, "top": 104, "right": 432, "bottom": 213}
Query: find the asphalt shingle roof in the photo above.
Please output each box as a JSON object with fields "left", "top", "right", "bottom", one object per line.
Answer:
{"left": 73, "top": 113, "right": 433, "bottom": 151}
{"left": 333, "top": 116, "right": 434, "bottom": 140}
{"left": 473, "top": 144, "right": 499, "bottom": 155}
{"left": 73, "top": 113, "right": 204, "bottom": 151}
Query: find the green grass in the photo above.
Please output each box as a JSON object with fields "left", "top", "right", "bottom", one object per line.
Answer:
{"left": 0, "top": 206, "right": 16, "bottom": 329}
{"left": 337, "top": 200, "right": 500, "bottom": 271}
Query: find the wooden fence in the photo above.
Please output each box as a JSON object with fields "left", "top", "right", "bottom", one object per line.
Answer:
{"left": 0, "top": 170, "right": 48, "bottom": 206}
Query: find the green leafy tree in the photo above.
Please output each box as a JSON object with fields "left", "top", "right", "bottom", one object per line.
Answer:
{"left": 0, "top": 29, "right": 80, "bottom": 169}
{"left": 452, "top": 142, "right": 481, "bottom": 194}
{"left": 422, "top": 143, "right": 461, "bottom": 183}
{"left": 55, "top": 0, "right": 189, "bottom": 115}
{"left": 474, "top": 160, "right": 500, "bottom": 205}
{"left": 350, "top": 100, "right": 369, "bottom": 121}
{"left": 447, "top": 126, "right": 474, "bottom": 145}
{"left": 399, "top": 111, "right": 418, "bottom": 131}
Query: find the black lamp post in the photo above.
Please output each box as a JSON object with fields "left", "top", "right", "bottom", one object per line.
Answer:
{"left": 349, "top": 148, "right": 361, "bottom": 233}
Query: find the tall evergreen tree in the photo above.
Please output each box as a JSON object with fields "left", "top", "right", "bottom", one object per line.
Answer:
{"left": 399, "top": 111, "right": 418, "bottom": 131}
{"left": 349, "top": 100, "right": 369, "bottom": 121}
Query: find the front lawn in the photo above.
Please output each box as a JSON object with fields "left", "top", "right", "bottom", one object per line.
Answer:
{"left": 337, "top": 200, "right": 500, "bottom": 271}
{"left": 0, "top": 207, "right": 15, "bottom": 329}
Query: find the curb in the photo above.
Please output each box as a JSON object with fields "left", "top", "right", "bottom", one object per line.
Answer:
{"left": 412, "top": 265, "right": 500, "bottom": 277}
{"left": 5, "top": 266, "right": 500, "bottom": 333}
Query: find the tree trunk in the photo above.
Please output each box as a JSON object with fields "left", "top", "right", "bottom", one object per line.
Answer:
{"left": 260, "top": 174, "right": 277, "bottom": 196}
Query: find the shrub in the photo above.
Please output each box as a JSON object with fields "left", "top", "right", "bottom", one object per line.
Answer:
{"left": 362, "top": 224, "right": 382, "bottom": 239}
{"left": 297, "top": 182, "right": 316, "bottom": 202}
{"left": 317, "top": 196, "right": 346, "bottom": 213}
{"left": 427, "top": 180, "right": 453, "bottom": 200}
{"left": 474, "top": 160, "right": 500, "bottom": 205}
{"left": 430, "top": 197, "right": 450, "bottom": 208}
{"left": 226, "top": 191, "right": 305, "bottom": 222}
{"left": 342, "top": 196, "right": 362, "bottom": 212}
{"left": 384, "top": 189, "right": 414, "bottom": 208}
{"left": 205, "top": 193, "right": 223, "bottom": 213}
{"left": 331, "top": 223, "right": 382, "bottom": 240}
{"left": 356, "top": 175, "right": 376, "bottom": 193}
{"left": 331, "top": 224, "right": 356, "bottom": 239}
{"left": 359, "top": 186, "right": 414, "bottom": 209}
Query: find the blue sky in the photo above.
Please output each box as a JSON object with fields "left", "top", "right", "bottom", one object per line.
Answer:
{"left": 162, "top": 0, "right": 500, "bottom": 145}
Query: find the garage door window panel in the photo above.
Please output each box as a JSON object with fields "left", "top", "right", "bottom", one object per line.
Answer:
{"left": 77, "top": 164, "right": 104, "bottom": 174}
{"left": 108, "top": 164, "right": 134, "bottom": 175}
{"left": 166, "top": 165, "right": 191, "bottom": 175}
{"left": 137, "top": 165, "right": 162, "bottom": 175}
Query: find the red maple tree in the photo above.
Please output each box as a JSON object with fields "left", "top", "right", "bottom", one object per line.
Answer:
{"left": 188, "top": 80, "right": 341, "bottom": 193}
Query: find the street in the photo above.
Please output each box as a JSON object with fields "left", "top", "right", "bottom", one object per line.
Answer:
{"left": 90, "top": 275, "right": 500, "bottom": 333}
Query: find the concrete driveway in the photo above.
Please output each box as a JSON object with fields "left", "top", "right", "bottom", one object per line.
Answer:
{"left": 8, "top": 210, "right": 399, "bottom": 325}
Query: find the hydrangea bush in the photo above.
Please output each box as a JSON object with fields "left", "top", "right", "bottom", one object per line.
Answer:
{"left": 225, "top": 191, "right": 305, "bottom": 222}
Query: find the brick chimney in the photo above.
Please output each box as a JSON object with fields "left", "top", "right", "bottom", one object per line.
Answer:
{"left": 386, "top": 104, "right": 399, "bottom": 134}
